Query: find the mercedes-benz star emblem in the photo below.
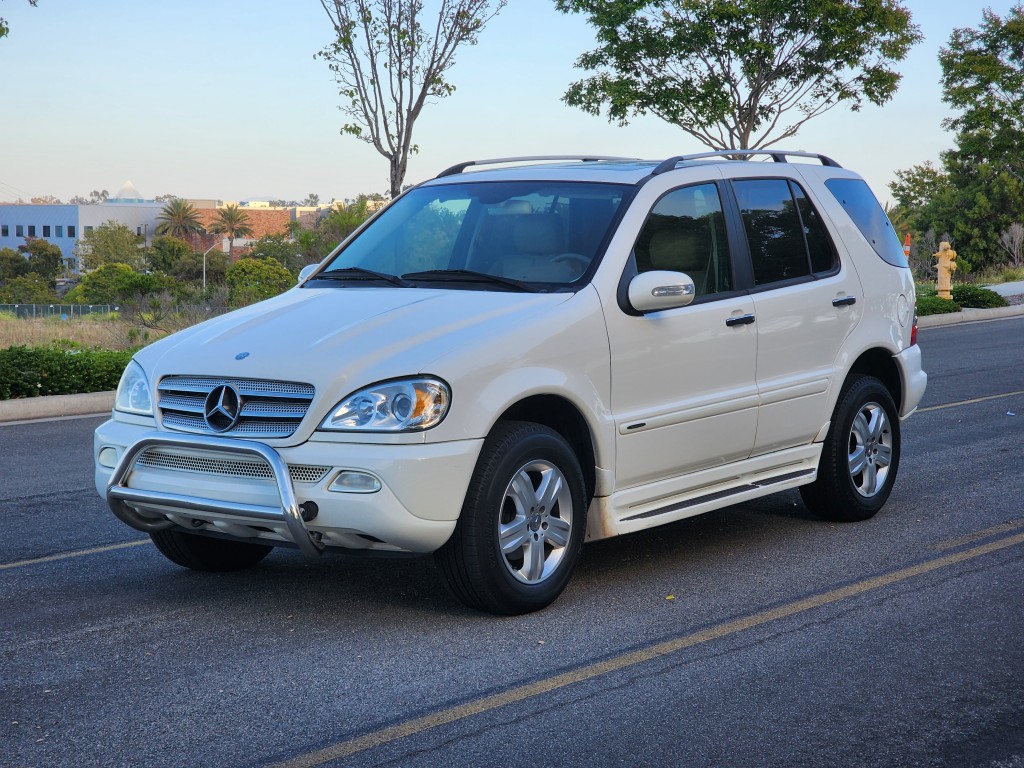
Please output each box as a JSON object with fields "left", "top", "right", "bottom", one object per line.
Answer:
{"left": 203, "top": 384, "right": 242, "bottom": 432}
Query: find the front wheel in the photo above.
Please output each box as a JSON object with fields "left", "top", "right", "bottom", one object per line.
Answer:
{"left": 801, "top": 375, "right": 901, "bottom": 523}
{"left": 436, "top": 421, "right": 587, "bottom": 615}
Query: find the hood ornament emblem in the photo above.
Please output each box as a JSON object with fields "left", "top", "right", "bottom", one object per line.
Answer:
{"left": 204, "top": 384, "right": 242, "bottom": 432}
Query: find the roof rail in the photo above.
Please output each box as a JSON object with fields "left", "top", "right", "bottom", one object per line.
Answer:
{"left": 651, "top": 149, "right": 842, "bottom": 176}
{"left": 436, "top": 155, "right": 641, "bottom": 178}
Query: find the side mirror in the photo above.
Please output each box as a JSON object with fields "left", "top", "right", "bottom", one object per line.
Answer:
{"left": 628, "top": 270, "right": 696, "bottom": 313}
{"left": 297, "top": 264, "right": 318, "bottom": 284}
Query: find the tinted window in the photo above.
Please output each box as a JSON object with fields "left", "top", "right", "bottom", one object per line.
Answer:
{"left": 824, "top": 178, "right": 908, "bottom": 268}
{"left": 634, "top": 183, "right": 731, "bottom": 298}
{"left": 733, "top": 179, "right": 809, "bottom": 285}
{"left": 792, "top": 183, "right": 836, "bottom": 274}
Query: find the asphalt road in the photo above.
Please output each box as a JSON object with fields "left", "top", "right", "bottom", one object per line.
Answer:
{"left": 2, "top": 317, "right": 1023, "bottom": 768}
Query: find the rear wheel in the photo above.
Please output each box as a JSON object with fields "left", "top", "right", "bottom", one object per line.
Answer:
{"left": 436, "top": 421, "right": 587, "bottom": 615}
{"left": 801, "top": 375, "right": 900, "bottom": 522}
{"left": 150, "top": 529, "right": 273, "bottom": 571}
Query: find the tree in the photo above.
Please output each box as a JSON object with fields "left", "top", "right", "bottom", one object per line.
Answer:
{"left": 999, "top": 223, "right": 1024, "bottom": 268}
{"left": 89, "top": 189, "right": 109, "bottom": 204}
{"left": 248, "top": 234, "right": 302, "bottom": 273}
{"left": 0, "top": 0, "right": 37, "bottom": 42}
{"left": 0, "top": 273, "right": 54, "bottom": 303}
{"left": 30, "top": 194, "right": 62, "bottom": 204}
{"left": 940, "top": 6, "right": 1024, "bottom": 180}
{"left": 555, "top": 0, "right": 921, "bottom": 150}
{"left": 71, "top": 263, "right": 171, "bottom": 304}
{"left": 172, "top": 250, "right": 229, "bottom": 287}
{"left": 0, "top": 246, "right": 30, "bottom": 281}
{"left": 317, "top": 0, "right": 506, "bottom": 197}
{"left": 74, "top": 221, "right": 146, "bottom": 272}
{"left": 207, "top": 203, "right": 254, "bottom": 259}
{"left": 21, "top": 238, "right": 64, "bottom": 280}
{"left": 302, "top": 193, "right": 321, "bottom": 207}
{"left": 155, "top": 198, "right": 203, "bottom": 239}
{"left": 225, "top": 257, "right": 293, "bottom": 306}
{"left": 148, "top": 235, "right": 192, "bottom": 274}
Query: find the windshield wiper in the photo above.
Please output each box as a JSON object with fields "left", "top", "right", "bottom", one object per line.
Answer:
{"left": 401, "top": 269, "right": 540, "bottom": 292}
{"left": 314, "top": 267, "right": 413, "bottom": 287}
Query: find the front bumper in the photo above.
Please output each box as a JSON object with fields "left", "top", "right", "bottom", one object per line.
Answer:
{"left": 95, "top": 419, "right": 483, "bottom": 554}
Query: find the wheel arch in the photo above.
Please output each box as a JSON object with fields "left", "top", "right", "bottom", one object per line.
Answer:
{"left": 497, "top": 395, "right": 598, "bottom": 503}
{"left": 846, "top": 347, "right": 902, "bottom": 410}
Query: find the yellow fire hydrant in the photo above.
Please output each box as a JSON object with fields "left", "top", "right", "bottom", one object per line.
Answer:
{"left": 934, "top": 241, "right": 957, "bottom": 300}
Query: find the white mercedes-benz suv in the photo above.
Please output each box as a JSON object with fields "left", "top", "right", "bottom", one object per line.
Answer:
{"left": 94, "top": 151, "right": 926, "bottom": 614}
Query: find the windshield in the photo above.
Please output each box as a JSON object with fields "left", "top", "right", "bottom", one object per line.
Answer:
{"left": 316, "top": 181, "right": 631, "bottom": 290}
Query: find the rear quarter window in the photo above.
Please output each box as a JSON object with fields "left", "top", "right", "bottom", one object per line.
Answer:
{"left": 824, "top": 178, "right": 908, "bottom": 268}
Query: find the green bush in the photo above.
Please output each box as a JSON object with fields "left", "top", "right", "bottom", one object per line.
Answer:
{"left": 0, "top": 342, "right": 132, "bottom": 399}
{"left": 950, "top": 284, "right": 1009, "bottom": 309}
{"left": 916, "top": 295, "right": 961, "bottom": 316}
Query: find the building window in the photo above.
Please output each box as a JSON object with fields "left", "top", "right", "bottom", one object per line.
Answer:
{"left": 136, "top": 226, "right": 142, "bottom": 236}
{"left": 43, "top": 225, "right": 51, "bottom": 237}
{"left": 56, "top": 225, "right": 64, "bottom": 237}
{"left": 68, "top": 225, "right": 76, "bottom": 238}
{"left": 27, "top": 225, "right": 36, "bottom": 237}
{"left": 16, "top": 225, "right": 24, "bottom": 237}
{"left": 84, "top": 226, "right": 93, "bottom": 234}
{"left": 1, "top": 225, "right": 7, "bottom": 237}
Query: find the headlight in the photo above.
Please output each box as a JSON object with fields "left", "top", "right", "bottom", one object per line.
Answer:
{"left": 319, "top": 377, "right": 450, "bottom": 432}
{"left": 114, "top": 360, "right": 153, "bottom": 416}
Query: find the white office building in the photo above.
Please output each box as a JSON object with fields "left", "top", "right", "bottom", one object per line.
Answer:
{"left": 0, "top": 182, "right": 164, "bottom": 272}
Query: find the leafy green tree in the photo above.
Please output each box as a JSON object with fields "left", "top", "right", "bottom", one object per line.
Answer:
{"left": 317, "top": 0, "right": 506, "bottom": 197}
{"left": 0, "top": 0, "right": 37, "bottom": 42}
{"left": 302, "top": 193, "right": 321, "bottom": 207}
{"left": 71, "top": 263, "right": 170, "bottom": 304}
{"left": 0, "top": 273, "right": 53, "bottom": 303}
{"left": 893, "top": 6, "right": 1024, "bottom": 272}
{"left": 0, "top": 246, "right": 30, "bottom": 281}
{"left": 155, "top": 198, "right": 204, "bottom": 239}
{"left": 148, "top": 235, "right": 192, "bottom": 274}
{"left": 208, "top": 203, "right": 254, "bottom": 259}
{"left": 21, "top": 238, "right": 64, "bottom": 280}
{"left": 248, "top": 234, "right": 302, "bottom": 273}
{"left": 171, "top": 251, "right": 229, "bottom": 286}
{"left": 74, "top": 221, "right": 146, "bottom": 272}
{"left": 555, "top": 0, "right": 921, "bottom": 150}
{"left": 226, "top": 257, "right": 293, "bottom": 306}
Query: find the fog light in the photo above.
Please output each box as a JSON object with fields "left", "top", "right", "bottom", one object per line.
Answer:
{"left": 328, "top": 471, "right": 382, "bottom": 494}
{"left": 98, "top": 447, "right": 119, "bottom": 468}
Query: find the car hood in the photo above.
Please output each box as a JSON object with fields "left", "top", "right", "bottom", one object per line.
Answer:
{"left": 136, "top": 286, "right": 572, "bottom": 422}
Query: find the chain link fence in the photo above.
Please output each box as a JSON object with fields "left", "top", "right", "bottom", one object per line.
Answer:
{"left": 0, "top": 304, "right": 119, "bottom": 319}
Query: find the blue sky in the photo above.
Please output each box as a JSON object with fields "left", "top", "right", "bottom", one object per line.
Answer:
{"left": 0, "top": 0, "right": 1015, "bottom": 205}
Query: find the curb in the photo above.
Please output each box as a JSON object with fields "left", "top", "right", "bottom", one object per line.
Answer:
{"left": 0, "top": 391, "right": 114, "bottom": 424}
{"left": 917, "top": 303, "right": 1024, "bottom": 329}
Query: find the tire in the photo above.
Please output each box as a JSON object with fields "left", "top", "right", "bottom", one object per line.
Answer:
{"left": 149, "top": 529, "right": 273, "bottom": 571}
{"left": 801, "top": 375, "right": 901, "bottom": 522}
{"left": 436, "top": 421, "right": 588, "bottom": 615}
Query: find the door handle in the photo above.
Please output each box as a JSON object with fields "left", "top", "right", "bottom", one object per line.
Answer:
{"left": 725, "top": 314, "right": 755, "bottom": 327}
{"left": 832, "top": 296, "right": 857, "bottom": 307}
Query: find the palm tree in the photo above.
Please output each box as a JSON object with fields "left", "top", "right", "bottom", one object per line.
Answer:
{"left": 208, "top": 203, "right": 254, "bottom": 259}
{"left": 156, "top": 198, "right": 203, "bottom": 239}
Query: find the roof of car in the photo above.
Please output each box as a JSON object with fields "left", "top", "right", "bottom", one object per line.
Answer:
{"left": 421, "top": 151, "right": 845, "bottom": 188}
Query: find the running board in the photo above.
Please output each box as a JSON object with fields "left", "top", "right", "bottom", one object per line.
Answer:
{"left": 622, "top": 469, "right": 815, "bottom": 522}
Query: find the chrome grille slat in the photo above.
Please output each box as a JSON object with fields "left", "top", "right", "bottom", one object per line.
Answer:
{"left": 157, "top": 376, "right": 315, "bottom": 438}
{"left": 135, "top": 449, "right": 330, "bottom": 484}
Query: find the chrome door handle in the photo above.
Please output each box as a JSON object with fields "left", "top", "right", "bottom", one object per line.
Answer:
{"left": 832, "top": 296, "right": 857, "bottom": 307}
{"left": 725, "top": 314, "right": 756, "bottom": 327}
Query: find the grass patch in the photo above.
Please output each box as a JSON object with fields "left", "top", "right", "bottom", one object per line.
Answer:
{"left": 0, "top": 313, "right": 163, "bottom": 351}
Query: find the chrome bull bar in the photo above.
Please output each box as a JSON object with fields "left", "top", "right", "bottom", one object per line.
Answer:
{"left": 105, "top": 431, "right": 324, "bottom": 557}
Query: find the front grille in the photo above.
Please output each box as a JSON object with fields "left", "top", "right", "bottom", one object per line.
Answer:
{"left": 158, "top": 376, "right": 315, "bottom": 438}
{"left": 135, "top": 448, "right": 330, "bottom": 484}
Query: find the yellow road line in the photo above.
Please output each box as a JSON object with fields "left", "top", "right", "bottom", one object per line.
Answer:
{"left": 931, "top": 519, "right": 1024, "bottom": 552}
{"left": 0, "top": 539, "right": 150, "bottom": 571}
{"left": 269, "top": 531, "right": 1024, "bottom": 768}
{"left": 917, "top": 389, "right": 1024, "bottom": 413}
